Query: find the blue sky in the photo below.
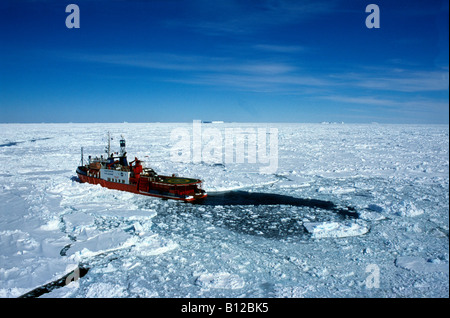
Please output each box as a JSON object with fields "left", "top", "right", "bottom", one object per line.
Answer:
{"left": 0, "top": 0, "right": 448, "bottom": 123}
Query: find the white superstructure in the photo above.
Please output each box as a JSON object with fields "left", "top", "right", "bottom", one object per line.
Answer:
{"left": 100, "top": 169, "right": 130, "bottom": 184}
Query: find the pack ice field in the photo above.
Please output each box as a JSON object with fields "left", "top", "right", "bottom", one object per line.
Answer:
{"left": 0, "top": 123, "right": 448, "bottom": 298}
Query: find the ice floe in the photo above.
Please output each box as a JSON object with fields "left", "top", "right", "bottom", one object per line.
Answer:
{"left": 304, "top": 221, "right": 369, "bottom": 238}
{"left": 195, "top": 272, "right": 245, "bottom": 289}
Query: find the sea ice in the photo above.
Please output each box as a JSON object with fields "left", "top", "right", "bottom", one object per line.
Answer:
{"left": 0, "top": 123, "right": 447, "bottom": 298}
{"left": 396, "top": 256, "right": 449, "bottom": 274}
{"left": 304, "top": 221, "right": 369, "bottom": 238}
{"left": 195, "top": 272, "right": 245, "bottom": 289}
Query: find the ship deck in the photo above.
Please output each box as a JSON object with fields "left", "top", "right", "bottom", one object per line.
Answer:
{"left": 156, "top": 176, "right": 201, "bottom": 185}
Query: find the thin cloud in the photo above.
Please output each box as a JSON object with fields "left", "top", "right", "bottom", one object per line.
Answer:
{"left": 252, "top": 44, "right": 306, "bottom": 53}
{"left": 321, "top": 95, "right": 449, "bottom": 113}
{"left": 170, "top": 72, "right": 331, "bottom": 93}
{"left": 165, "top": 0, "right": 339, "bottom": 35}
{"left": 70, "top": 51, "right": 298, "bottom": 75}
{"left": 334, "top": 68, "right": 449, "bottom": 92}
{"left": 61, "top": 50, "right": 449, "bottom": 99}
{"left": 63, "top": 50, "right": 328, "bottom": 92}
{"left": 357, "top": 71, "right": 449, "bottom": 92}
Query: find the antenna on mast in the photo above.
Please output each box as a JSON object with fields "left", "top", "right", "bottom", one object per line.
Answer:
{"left": 80, "top": 147, "right": 84, "bottom": 165}
{"left": 119, "top": 135, "right": 126, "bottom": 157}
{"left": 105, "top": 131, "right": 112, "bottom": 157}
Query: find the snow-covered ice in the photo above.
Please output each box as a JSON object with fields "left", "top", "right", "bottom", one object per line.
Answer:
{"left": 303, "top": 221, "right": 369, "bottom": 239}
{"left": 395, "top": 256, "right": 449, "bottom": 275}
{"left": 0, "top": 123, "right": 448, "bottom": 297}
{"left": 195, "top": 272, "right": 245, "bottom": 290}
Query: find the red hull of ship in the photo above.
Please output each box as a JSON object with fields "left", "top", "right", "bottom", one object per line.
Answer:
{"left": 77, "top": 173, "right": 207, "bottom": 202}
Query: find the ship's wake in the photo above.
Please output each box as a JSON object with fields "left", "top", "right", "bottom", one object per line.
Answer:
{"left": 145, "top": 190, "right": 360, "bottom": 240}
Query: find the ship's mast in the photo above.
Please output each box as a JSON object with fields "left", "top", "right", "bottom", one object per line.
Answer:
{"left": 119, "top": 135, "right": 126, "bottom": 157}
{"left": 80, "top": 147, "right": 84, "bottom": 165}
{"left": 106, "top": 131, "right": 111, "bottom": 157}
